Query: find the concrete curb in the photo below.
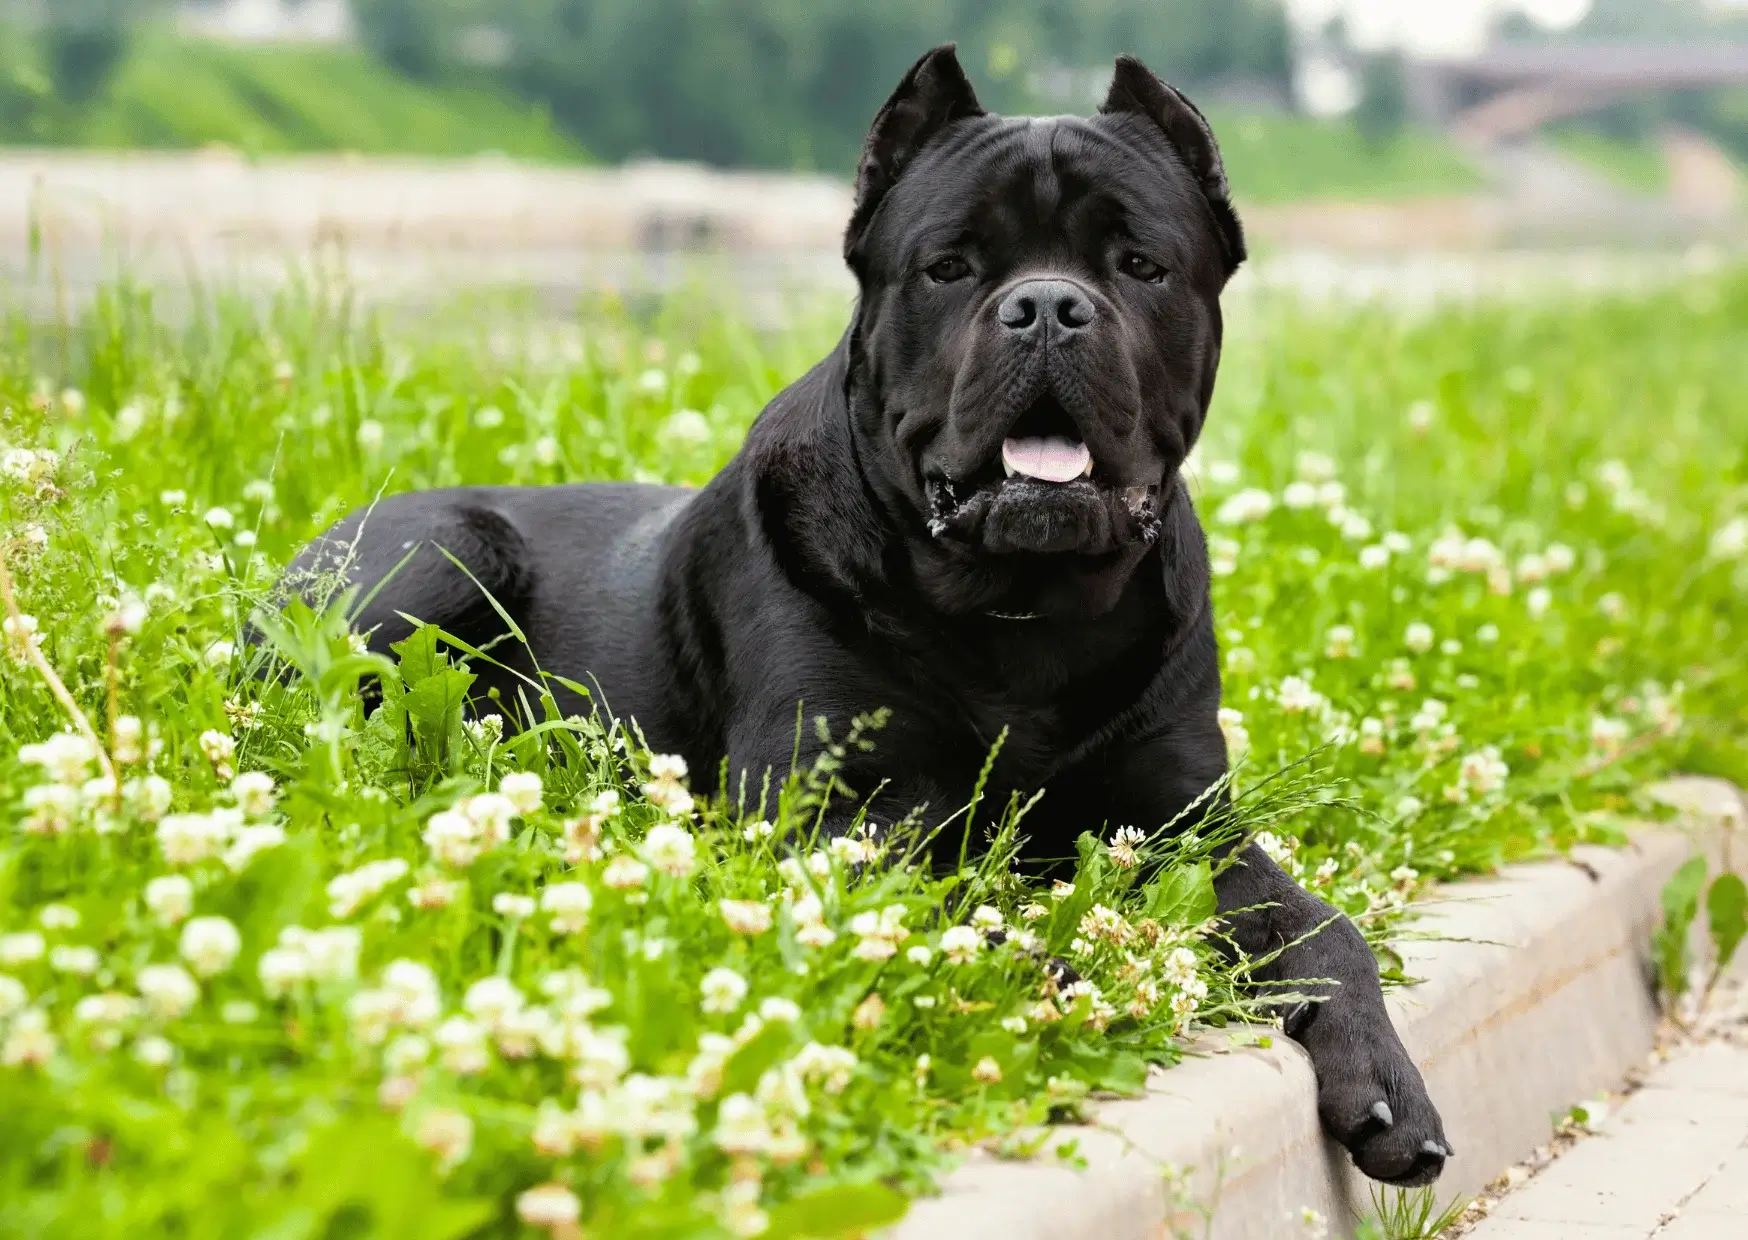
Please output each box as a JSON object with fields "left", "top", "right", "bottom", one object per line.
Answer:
{"left": 890, "top": 777, "right": 1747, "bottom": 1240}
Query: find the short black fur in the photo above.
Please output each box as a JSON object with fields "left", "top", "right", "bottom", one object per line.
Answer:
{"left": 286, "top": 46, "right": 1449, "bottom": 1186}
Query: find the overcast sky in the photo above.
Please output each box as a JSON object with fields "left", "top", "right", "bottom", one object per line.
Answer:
{"left": 1285, "top": 0, "right": 1595, "bottom": 57}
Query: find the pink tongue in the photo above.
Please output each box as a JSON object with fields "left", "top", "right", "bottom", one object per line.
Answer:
{"left": 1002, "top": 436, "right": 1091, "bottom": 483}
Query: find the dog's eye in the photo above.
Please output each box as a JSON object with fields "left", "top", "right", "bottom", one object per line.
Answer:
{"left": 1121, "top": 254, "right": 1167, "bottom": 284}
{"left": 925, "top": 256, "right": 972, "bottom": 284}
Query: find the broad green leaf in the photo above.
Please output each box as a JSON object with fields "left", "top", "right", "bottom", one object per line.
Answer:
{"left": 720, "top": 1021, "right": 794, "bottom": 1098}
{"left": 764, "top": 1182, "right": 910, "bottom": 1239}
{"left": 1707, "top": 873, "right": 1748, "bottom": 972}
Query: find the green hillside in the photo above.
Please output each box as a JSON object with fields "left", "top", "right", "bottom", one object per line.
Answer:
{"left": 0, "top": 31, "right": 1490, "bottom": 203}
{"left": 2, "top": 35, "right": 583, "bottom": 161}
{"left": 1206, "top": 108, "right": 1484, "bottom": 204}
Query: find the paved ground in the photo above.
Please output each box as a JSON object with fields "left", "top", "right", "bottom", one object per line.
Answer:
{"left": 1453, "top": 980, "right": 1748, "bottom": 1240}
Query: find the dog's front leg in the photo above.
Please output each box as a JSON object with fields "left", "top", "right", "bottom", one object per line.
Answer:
{"left": 1216, "top": 842, "right": 1451, "bottom": 1185}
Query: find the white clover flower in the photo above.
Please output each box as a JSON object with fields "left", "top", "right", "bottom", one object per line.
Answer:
{"left": 198, "top": 730, "right": 235, "bottom": 780}
{"left": 541, "top": 882, "right": 593, "bottom": 933}
{"left": 905, "top": 944, "right": 933, "bottom": 967}
{"left": 21, "top": 784, "right": 79, "bottom": 835}
{"left": 700, "top": 967, "right": 749, "bottom": 1015}
{"left": 74, "top": 991, "right": 139, "bottom": 1026}
{"left": 143, "top": 875, "right": 195, "bottom": 926}
{"left": 516, "top": 1183, "right": 582, "bottom": 1230}
{"left": 940, "top": 925, "right": 983, "bottom": 964}
{"left": 179, "top": 916, "right": 242, "bottom": 977}
{"left": 647, "top": 753, "right": 688, "bottom": 782}
{"left": 3, "top": 613, "right": 41, "bottom": 661}
{"left": 461, "top": 793, "right": 517, "bottom": 845}
{"left": 759, "top": 997, "right": 801, "bottom": 1024}
{"left": 1276, "top": 675, "right": 1326, "bottom": 715}
{"left": 0, "top": 932, "right": 45, "bottom": 968}
{"left": 19, "top": 732, "right": 97, "bottom": 785}
{"left": 1526, "top": 586, "right": 1553, "bottom": 619}
{"left": 136, "top": 963, "right": 200, "bottom": 1019}
{"left": 498, "top": 771, "right": 543, "bottom": 815}
{"left": 849, "top": 904, "right": 908, "bottom": 961}
{"left": 48, "top": 944, "right": 99, "bottom": 975}
{"left": 719, "top": 899, "right": 773, "bottom": 936}
{"left": 202, "top": 507, "right": 234, "bottom": 530}
{"left": 1357, "top": 544, "right": 1390, "bottom": 570}
{"left": 641, "top": 824, "right": 697, "bottom": 876}
{"left": 288, "top": 926, "right": 362, "bottom": 984}
{"left": 356, "top": 420, "right": 385, "bottom": 455}
{"left": 1542, "top": 541, "right": 1576, "bottom": 573}
{"left": 790, "top": 1041, "right": 858, "bottom": 1093}
{"left": 1217, "top": 706, "right": 1250, "bottom": 757}
{"left": 1295, "top": 450, "right": 1337, "bottom": 483}
{"left": 229, "top": 771, "right": 276, "bottom": 816}
{"left": 327, "top": 858, "right": 411, "bottom": 918}
{"left": 0, "top": 975, "right": 28, "bottom": 1017}
{"left": 224, "top": 823, "right": 286, "bottom": 872}
{"left": 422, "top": 809, "right": 482, "bottom": 868}
{"left": 1339, "top": 511, "right": 1373, "bottom": 542}
{"left": 491, "top": 892, "right": 536, "bottom": 921}
{"left": 1281, "top": 481, "right": 1317, "bottom": 510}
{"left": 414, "top": 1107, "right": 474, "bottom": 1170}
{"left": 1404, "top": 622, "right": 1435, "bottom": 654}
{"left": 1599, "top": 592, "right": 1627, "bottom": 621}
{"left": 124, "top": 774, "right": 173, "bottom": 822}
{"left": 828, "top": 834, "right": 873, "bottom": 866}
{"left": 1590, "top": 715, "right": 1630, "bottom": 757}
{"left": 714, "top": 1093, "right": 774, "bottom": 1154}
{"left": 2, "top": 1009, "right": 57, "bottom": 1068}
{"left": 257, "top": 945, "right": 311, "bottom": 998}
{"left": 1107, "top": 825, "right": 1146, "bottom": 869}
{"left": 1214, "top": 487, "right": 1274, "bottom": 524}
{"left": 156, "top": 810, "right": 236, "bottom": 866}
{"left": 1324, "top": 625, "right": 1356, "bottom": 659}
{"left": 1458, "top": 747, "right": 1510, "bottom": 796}
{"left": 601, "top": 855, "right": 650, "bottom": 890}
{"left": 434, "top": 1016, "right": 492, "bottom": 1074}
{"left": 662, "top": 409, "right": 712, "bottom": 446}
{"left": 972, "top": 1056, "right": 1003, "bottom": 1084}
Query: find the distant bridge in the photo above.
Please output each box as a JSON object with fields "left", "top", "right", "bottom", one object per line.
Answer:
{"left": 1409, "top": 44, "right": 1748, "bottom": 146}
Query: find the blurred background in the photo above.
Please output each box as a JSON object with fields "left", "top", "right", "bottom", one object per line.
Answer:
{"left": 2, "top": 0, "right": 1747, "bottom": 314}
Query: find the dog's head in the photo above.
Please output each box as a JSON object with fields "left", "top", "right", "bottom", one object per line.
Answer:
{"left": 842, "top": 46, "right": 1243, "bottom": 619}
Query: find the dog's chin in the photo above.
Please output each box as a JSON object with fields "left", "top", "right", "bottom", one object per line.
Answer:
{"left": 925, "top": 473, "right": 1162, "bottom": 556}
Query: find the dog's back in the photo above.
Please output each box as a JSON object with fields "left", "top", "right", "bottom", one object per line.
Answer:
{"left": 285, "top": 482, "right": 695, "bottom": 723}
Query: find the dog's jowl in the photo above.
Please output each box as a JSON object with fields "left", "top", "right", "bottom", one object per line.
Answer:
{"left": 288, "top": 46, "right": 1450, "bottom": 1185}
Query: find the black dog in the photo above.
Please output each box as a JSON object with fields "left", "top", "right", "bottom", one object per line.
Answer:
{"left": 288, "top": 47, "right": 1449, "bottom": 1185}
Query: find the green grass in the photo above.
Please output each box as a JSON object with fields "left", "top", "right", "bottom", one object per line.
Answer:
{"left": 0, "top": 270, "right": 1746, "bottom": 1237}
{"left": 1546, "top": 127, "right": 1670, "bottom": 194}
{"left": 1206, "top": 108, "right": 1484, "bottom": 204}
{"left": 4, "top": 35, "right": 582, "bottom": 160}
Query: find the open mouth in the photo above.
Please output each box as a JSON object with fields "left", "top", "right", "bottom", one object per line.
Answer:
{"left": 1000, "top": 395, "right": 1093, "bottom": 483}
{"left": 923, "top": 393, "right": 1161, "bottom": 555}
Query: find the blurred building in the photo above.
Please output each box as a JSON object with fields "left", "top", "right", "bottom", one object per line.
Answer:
{"left": 176, "top": 0, "right": 354, "bottom": 45}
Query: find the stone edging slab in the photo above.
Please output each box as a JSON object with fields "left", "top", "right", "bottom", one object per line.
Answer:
{"left": 889, "top": 776, "right": 1746, "bottom": 1240}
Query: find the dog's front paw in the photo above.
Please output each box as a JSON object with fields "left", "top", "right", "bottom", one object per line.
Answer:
{"left": 1297, "top": 1009, "right": 1451, "bottom": 1186}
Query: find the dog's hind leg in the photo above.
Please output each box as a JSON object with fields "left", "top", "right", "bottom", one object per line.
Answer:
{"left": 281, "top": 495, "right": 543, "bottom": 720}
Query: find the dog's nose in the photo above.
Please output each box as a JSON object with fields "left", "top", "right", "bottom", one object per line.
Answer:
{"left": 997, "top": 280, "right": 1095, "bottom": 338}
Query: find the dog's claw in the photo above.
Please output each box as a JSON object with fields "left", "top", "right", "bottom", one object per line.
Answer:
{"left": 1371, "top": 1100, "right": 1393, "bottom": 1128}
{"left": 1422, "top": 1139, "right": 1452, "bottom": 1158}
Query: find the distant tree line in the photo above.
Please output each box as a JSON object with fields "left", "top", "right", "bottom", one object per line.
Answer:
{"left": 349, "top": 0, "right": 1294, "bottom": 170}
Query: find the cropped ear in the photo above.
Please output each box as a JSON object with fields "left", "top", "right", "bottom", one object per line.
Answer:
{"left": 844, "top": 45, "right": 985, "bottom": 263}
{"left": 1101, "top": 56, "right": 1246, "bottom": 276}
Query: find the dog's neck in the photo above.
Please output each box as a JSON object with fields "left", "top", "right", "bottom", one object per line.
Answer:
{"left": 742, "top": 339, "right": 1210, "bottom": 693}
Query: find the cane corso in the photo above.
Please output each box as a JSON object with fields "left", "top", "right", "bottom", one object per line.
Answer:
{"left": 288, "top": 47, "right": 1449, "bottom": 1184}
